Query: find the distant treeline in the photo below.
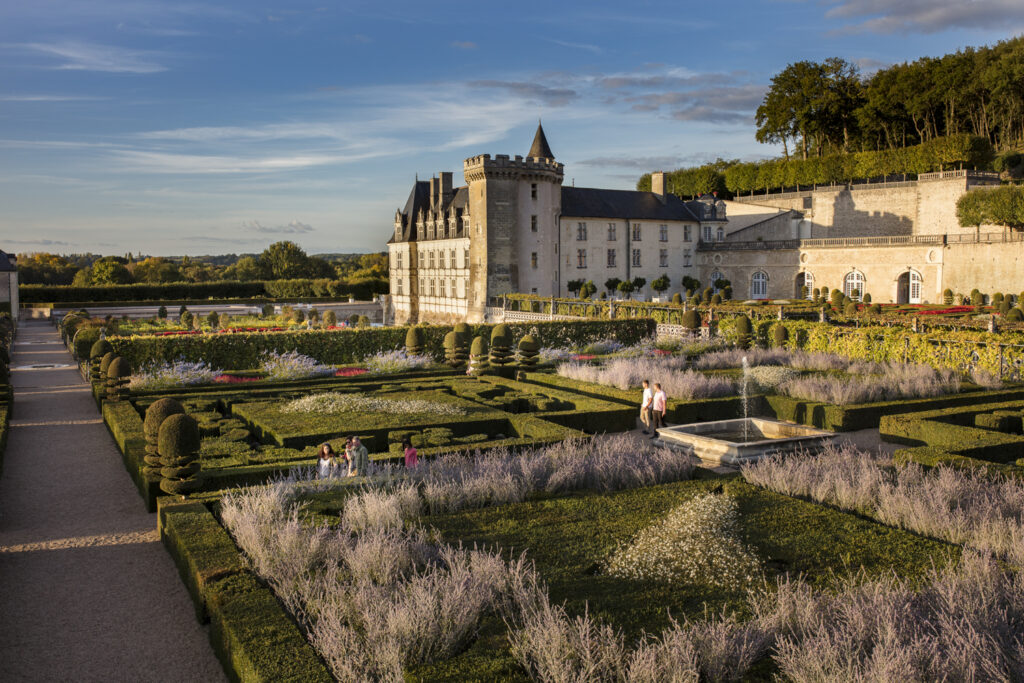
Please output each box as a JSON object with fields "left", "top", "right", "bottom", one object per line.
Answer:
{"left": 20, "top": 277, "right": 388, "bottom": 304}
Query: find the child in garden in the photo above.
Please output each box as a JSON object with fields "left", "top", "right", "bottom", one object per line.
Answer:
{"left": 317, "top": 443, "right": 338, "bottom": 478}
{"left": 651, "top": 383, "right": 667, "bottom": 436}
{"left": 347, "top": 435, "right": 369, "bottom": 477}
{"left": 402, "top": 438, "right": 418, "bottom": 468}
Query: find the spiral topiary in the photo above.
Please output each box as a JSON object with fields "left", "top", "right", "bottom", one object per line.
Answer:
{"left": 454, "top": 323, "right": 471, "bottom": 362}
{"left": 734, "top": 315, "right": 753, "bottom": 349}
{"left": 89, "top": 339, "right": 114, "bottom": 382}
{"left": 771, "top": 325, "right": 788, "bottom": 348}
{"left": 105, "top": 356, "right": 131, "bottom": 402}
{"left": 517, "top": 334, "right": 540, "bottom": 367}
{"left": 405, "top": 326, "right": 424, "bottom": 356}
{"left": 489, "top": 324, "right": 513, "bottom": 367}
{"left": 158, "top": 413, "right": 201, "bottom": 496}
{"left": 469, "top": 335, "right": 489, "bottom": 375}
{"left": 143, "top": 398, "right": 185, "bottom": 474}
{"left": 682, "top": 309, "right": 700, "bottom": 330}
{"left": 443, "top": 331, "right": 465, "bottom": 368}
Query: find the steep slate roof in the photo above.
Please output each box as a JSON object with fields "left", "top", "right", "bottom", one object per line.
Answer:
{"left": 0, "top": 250, "right": 15, "bottom": 272}
{"left": 528, "top": 123, "right": 554, "bottom": 160}
{"left": 561, "top": 187, "right": 701, "bottom": 222}
{"left": 389, "top": 181, "right": 470, "bottom": 244}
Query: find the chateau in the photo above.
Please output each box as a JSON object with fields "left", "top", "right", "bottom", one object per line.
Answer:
{"left": 387, "top": 125, "right": 1023, "bottom": 324}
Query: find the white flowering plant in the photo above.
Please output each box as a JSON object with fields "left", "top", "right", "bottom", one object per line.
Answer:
{"left": 363, "top": 349, "right": 433, "bottom": 374}
{"left": 129, "top": 359, "right": 220, "bottom": 391}
{"left": 281, "top": 391, "right": 468, "bottom": 416}
{"left": 260, "top": 351, "right": 335, "bottom": 381}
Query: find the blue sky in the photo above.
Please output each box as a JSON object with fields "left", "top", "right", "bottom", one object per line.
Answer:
{"left": 1, "top": 1, "right": 1022, "bottom": 256}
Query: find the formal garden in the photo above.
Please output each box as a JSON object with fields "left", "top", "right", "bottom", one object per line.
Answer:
{"left": 49, "top": 307, "right": 1024, "bottom": 681}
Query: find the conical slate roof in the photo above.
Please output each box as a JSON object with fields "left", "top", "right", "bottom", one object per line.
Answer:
{"left": 528, "top": 123, "right": 554, "bottom": 160}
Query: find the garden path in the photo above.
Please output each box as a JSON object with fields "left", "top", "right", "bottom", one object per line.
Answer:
{"left": 0, "top": 320, "right": 225, "bottom": 682}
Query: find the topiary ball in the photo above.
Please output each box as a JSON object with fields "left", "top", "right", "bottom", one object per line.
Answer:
{"left": 405, "top": 326, "right": 425, "bottom": 355}
{"left": 159, "top": 477, "right": 201, "bottom": 496}
{"left": 490, "top": 323, "right": 510, "bottom": 348}
{"left": 443, "top": 330, "right": 458, "bottom": 350}
{"left": 107, "top": 357, "right": 131, "bottom": 379}
{"left": 90, "top": 339, "right": 113, "bottom": 361}
{"left": 158, "top": 413, "right": 201, "bottom": 462}
{"left": 144, "top": 398, "right": 186, "bottom": 444}
{"left": 470, "top": 335, "right": 488, "bottom": 358}
{"left": 99, "top": 351, "right": 117, "bottom": 376}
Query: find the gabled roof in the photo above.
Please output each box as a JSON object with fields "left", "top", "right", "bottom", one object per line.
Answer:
{"left": 0, "top": 250, "right": 16, "bottom": 272}
{"left": 528, "top": 123, "right": 554, "bottom": 160}
{"left": 561, "top": 187, "right": 701, "bottom": 222}
{"left": 389, "top": 181, "right": 470, "bottom": 244}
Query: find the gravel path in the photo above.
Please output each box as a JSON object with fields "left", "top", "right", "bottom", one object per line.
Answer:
{"left": 0, "top": 321, "right": 225, "bottom": 682}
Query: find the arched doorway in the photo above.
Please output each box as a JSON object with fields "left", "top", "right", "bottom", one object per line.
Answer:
{"left": 843, "top": 270, "right": 865, "bottom": 301}
{"left": 795, "top": 271, "right": 814, "bottom": 299}
{"left": 710, "top": 270, "right": 725, "bottom": 292}
{"left": 751, "top": 271, "right": 768, "bottom": 299}
{"left": 896, "top": 270, "right": 922, "bottom": 304}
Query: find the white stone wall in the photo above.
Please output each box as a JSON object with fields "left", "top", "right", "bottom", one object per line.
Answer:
{"left": 516, "top": 174, "right": 561, "bottom": 296}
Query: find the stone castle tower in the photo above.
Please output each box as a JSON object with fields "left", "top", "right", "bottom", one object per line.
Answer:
{"left": 463, "top": 124, "right": 563, "bottom": 319}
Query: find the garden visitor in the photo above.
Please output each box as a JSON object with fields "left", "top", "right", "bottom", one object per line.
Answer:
{"left": 348, "top": 435, "right": 369, "bottom": 477}
{"left": 651, "top": 383, "right": 667, "bottom": 436}
{"left": 402, "top": 438, "right": 418, "bottom": 468}
{"left": 316, "top": 443, "right": 338, "bottom": 479}
{"left": 639, "top": 379, "right": 653, "bottom": 434}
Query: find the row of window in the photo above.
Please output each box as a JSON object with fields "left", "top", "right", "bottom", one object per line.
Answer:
{"left": 574, "top": 248, "right": 691, "bottom": 269}
{"left": 419, "top": 217, "right": 469, "bottom": 241}
{"left": 404, "top": 277, "right": 465, "bottom": 299}
{"left": 399, "top": 248, "right": 470, "bottom": 271}
{"left": 574, "top": 223, "right": 725, "bottom": 242}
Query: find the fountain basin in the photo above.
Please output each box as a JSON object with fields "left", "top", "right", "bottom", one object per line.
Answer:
{"left": 655, "top": 418, "right": 834, "bottom": 466}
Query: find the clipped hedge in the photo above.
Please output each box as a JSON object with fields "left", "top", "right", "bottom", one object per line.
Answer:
{"left": 893, "top": 445, "right": 1024, "bottom": 479}
{"left": 881, "top": 397, "right": 1024, "bottom": 464}
{"left": 109, "top": 319, "right": 657, "bottom": 370}
{"left": 158, "top": 500, "right": 332, "bottom": 682}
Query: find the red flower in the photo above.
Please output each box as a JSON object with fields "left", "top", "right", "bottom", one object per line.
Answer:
{"left": 335, "top": 368, "right": 369, "bottom": 377}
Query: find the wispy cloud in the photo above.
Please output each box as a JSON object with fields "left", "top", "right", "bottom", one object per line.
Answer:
{"left": 5, "top": 238, "right": 72, "bottom": 246}
{"left": 451, "top": 40, "right": 477, "bottom": 49}
{"left": 576, "top": 155, "right": 691, "bottom": 170}
{"left": 547, "top": 38, "right": 602, "bottom": 54}
{"left": 0, "top": 94, "right": 106, "bottom": 102}
{"left": 467, "top": 80, "right": 578, "bottom": 106}
{"left": 823, "top": 0, "right": 1024, "bottom": 33}
{"left": 15, "top": 41, "right": 168, "bottom": 73}
{"left": 242, "top": 220, "right": 314, "bottom": 234}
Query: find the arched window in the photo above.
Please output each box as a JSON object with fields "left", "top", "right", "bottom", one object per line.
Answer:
{"left": 710, "top": 270, "right": 724, "bottom": 292}
{"left": 909, "top": 270, "right": 922, "bottom": 303}
{"left": 716, "top": 227, "right": 724, "bottom": 241}
{"left": 796, "top": 271, "right": 814, "bottom": 299}
{"left": 844, "top": 270, "right": 865, "bottom": 301}
{"left": 751, "top": 271, "right": 768, "bottom": 299}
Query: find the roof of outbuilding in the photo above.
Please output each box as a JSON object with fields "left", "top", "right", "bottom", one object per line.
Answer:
{"left": 561, "top": 187, "right": 701, "bottom": 222}
{"left": 0, "top": 250, "right": 15, "bottom": 272}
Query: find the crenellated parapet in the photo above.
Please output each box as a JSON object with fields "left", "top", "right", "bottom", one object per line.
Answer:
{"left": 463, "top": 153, "right": 564, "bottom": 183}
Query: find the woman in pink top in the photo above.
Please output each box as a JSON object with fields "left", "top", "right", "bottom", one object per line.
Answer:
{"left": 402, "top": 438, "right": 419, "bottom": 468}
{"left": 650, "top": 383, "right": 667, "bottom": 436}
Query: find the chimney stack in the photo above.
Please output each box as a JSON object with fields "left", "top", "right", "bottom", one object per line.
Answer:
{"left": 438, "top": 171, "right": 453, "bottom": 201}
{"left": 651, "top": 171, "right": 666, "bottom": 204}
{"left": 429, "top": 176, "right": 438, "bottom": 205}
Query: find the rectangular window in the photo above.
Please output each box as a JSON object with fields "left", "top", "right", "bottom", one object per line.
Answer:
{"left": 531, "top": 183, "right": 537, "bottom": 199}
{"left": 659, "top": 249, "right": 668, "bottom": 267}
{"left": 684, "top": 249, "right": 692, "bottom": 267}
{"left": 659, "top": 224, "right": 668, "bottom": 242}
{"left": 577, "top": 222, "right": 587, "bottom": 241}
{"left": 428, "top": 251, "right": 435, "bottom": 269}
{"left": 396, "top": 279, "right": 403, "bottom": 295}
{"left": 418, "top": 251, "right": 424, "bottom": 268}
{"left": 429, "top": 279, "right": 435, "bottom": 296}
{"left": 632, "top": 249, "right": 641, "bottom": 267}
{"left": 577, "top": 249, "right": 587, "bottom": 268}
{"left": 396, "top": 253, "right": 402, "bottom": 269}
{"left": 450, "top": 279, "right": 455, "bottom": 297}
{"left": 531, "top": 287, "right": 538, "bottom": 294}
{"left": 607, "top": 223, "right": 616, "bottom": 241}
{"left": 464, "top": 249, "right": 469, "bottom": 268}
{"left": 419, "top": 277, "right": 424, "bottom": 292}
{"left": 684, "top": 225, "right": 691, "bottom": 242}
{"left": 531, "top": 252, "right": 538, "bottom": 269}
{"left": 703, "top": 225, "right": 712, "bottom": 242}
{"left": 531, "top": 215, "right": 538, "bottom": 232}
{"left": 450, "top": 250, "right": 456, "bottom": 269}
{"left": 632, "top": 223, "right": 641, "bottom": 241}
{"left": 607, "top": 248, "right": 616, "bottom": 267}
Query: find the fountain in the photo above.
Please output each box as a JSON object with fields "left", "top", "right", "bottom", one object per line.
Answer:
{"left": 655, "top": 354, "right": 834, "bottom": 466}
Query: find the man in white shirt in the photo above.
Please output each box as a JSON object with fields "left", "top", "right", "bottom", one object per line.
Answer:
{"left": 640, "top": 379, "right": 653, "bottom": 434}
{"left": 651, "top": 383, "right": 667, "bottom": 437}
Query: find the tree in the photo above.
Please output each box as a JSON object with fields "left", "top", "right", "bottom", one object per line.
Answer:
{"left": 579, "top": 280, "right": 597, "bottom": 299}
{"left": 631, "top": 277, "right": 646, "bottom": 298}
{"left": 224, "top": 256, "right": 264, "bottom": 281}
{"left": 259, "top": 241, "right": 310, "bottom": 280}
{"left": 16, "top": 253, "right": 77, "bottom": 285}
{"left": 130, "top": 257, "right": 183, "bottom": 283}
{"left": 604, "top": 278, "right": 622, "bottom": 295}
{"left": 651, "top": 275, "right": 671, "bottom": 296}
{"left": 681, "top": 276, "right": 700, "bottom": 293}
{"left": 958, "top": 186, "right": 1024, "bottom": 231}
{"left": 616, "top": 280, "right": 635, "bottom": 299}
{"left": 567, "top": 279, "right": 584, "bottom": 297}
{"left": 91, "top": 258, "right": 133, "bottom": 285}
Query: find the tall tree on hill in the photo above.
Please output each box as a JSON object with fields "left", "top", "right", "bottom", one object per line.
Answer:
{"left": 259, "top": 241, "right": 310, "bottom": 280}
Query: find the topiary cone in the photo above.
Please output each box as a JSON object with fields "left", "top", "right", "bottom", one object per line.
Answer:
{"left": 772, "top": 325, "right": 788, "bottom": 348}
{"left": 105, "top": 357, "right": 131, "bottom": 402}
{"left": 89, "top": 339, "right": 114, "bottom": 381}
{"left": 99, "top": 351, "right": 117, "bottom": 377}
{"left": 405, "top": 326, "right": 425, "bottom": 356}
{"left": 489, "top": 324, "right": 513, "bottom": 366}
{"left": 517, "top": 334, "right": 540, "bottom": 367}
{"left": 443, "top": 331, "right": 465, "bottom": 368}
{"left": 734, "top": 315, "right": 753, "bottom": 349}
{"left": 143, "top": 398, "right": 185, "bottom": 472}
{"left": 469, "top": 335, "right": 489, "bottom": 375}
{"left": 158, "top": 413, "right": 201, "bottom": 496}
{"left": 682, "top": 309, "right": 700, "bottom": 330}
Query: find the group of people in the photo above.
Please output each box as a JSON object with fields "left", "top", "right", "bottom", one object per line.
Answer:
{"left": 316, "top": 435, "right": 420, "bottom": 479}
{"left": 639, "top": 379, "right": 668, "bottom": 437}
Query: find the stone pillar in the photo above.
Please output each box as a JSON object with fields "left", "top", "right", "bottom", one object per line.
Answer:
{"left": 777, "top": 306, "right": 784, "bottom": 321}
{"left": 549, "top": 296, "right": 555, "bottom": 321}
{"left": 609, "top": 300, "right": 615, "bottom": 319}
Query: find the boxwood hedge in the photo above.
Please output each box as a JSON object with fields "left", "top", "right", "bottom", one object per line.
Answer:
{"left": 881, "top": 397, "right": 1024, "bottom": 463}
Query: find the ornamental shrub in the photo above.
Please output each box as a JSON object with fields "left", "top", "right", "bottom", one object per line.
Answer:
{"left": 218, "top": 312, "right": 230, "bottom": 329}
{"left": 443, "top": 331, "right": 464, "bottom": 368}
{"left": 999, "top": 300, "right": 1011, "bottom": 315}
{"left": 869, "top": 304, "right": 882, "bottom": 315}
{"left": 862, "top": 293, "right": 872, "bottom": 304}
{"left": 943, "top": 288, "right": 954, "bottom": 305}
{"left": 812, "top": 287, "right": 820, "bottom": 300}
{"left": 292, "top": 309, "right": 306, "bottom": 324}
{"left": 517, "top": 334, "right": 540, "bottom": 366}
{"left": 143, "top": 398, "right": 185, "bottom": 474}
{"left": 1007, "top": 308, "right": 1023, "bottom": 322}
{"left": 309, "top": 308, "right": 320, "bottom": 324}
{"left": 722, "top": 285, "right": 733, "bottom": 300}
{"left": 682, "top": 309, "right": 700, "bottom": 330}
{"left": 971, "top": 289, "right": 984, "bottom": 306}
{"left": 771, "top": 324, "right": 788, "bottom": 348}
{"left": 734, "top": 315, "right": 753, "bottom": 349}
{"left": 844, "top": 301, "right": 858, "bottom": 316}
{"left": 99, "top": 351, "right": 116, "bottom": 378}
{"left": 993, "top": 292, "right": 1004, "bottom": 304}
{"left": 405, "top": 326, "right": 425, "bottom": 355}
{"left": 262, "top": 303, "right": 275, "bottom": 317}
{"left": 105, "top": 356, "right": 131, "bottom": 402}
{"left": 89, "top": 339, "right": 113, "bottom": 382}
{"left": 831, "top": 289, "right": 844, "bottom": 306}
{"left": 702, "top": 287, "right": 713, "bottom": 303}
{"left": 671, "top": 293, "right": 682, "bottom": 304}
{"left": 157, "top": 413, "right": 201, "bottom": 496}
{"left": 469, "top": 335, "right": 489, "bottom": 375}
{"left": 453, "top": 323, "right": 470, "bottom": 363}
{"left": 205, "top": 310, "right": 219, "bottom": 328}
{"left": 711, "top": 293, "right": 722, "bottom": 305}
{"left": 157, "top": 305, "right": 168, "bottom": 319}
{"left": 180, "top": 311, "right": 194, "bottom": 329}
{"left": 322, "top": 310, "right": 337, "bottom": 327}
{"left": 489, "top": 323, "right": 514, "bottom": 366}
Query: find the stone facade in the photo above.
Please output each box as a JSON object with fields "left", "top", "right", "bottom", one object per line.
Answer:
{"left": 389, "top": 133, "right": 1024, "bottom": 317}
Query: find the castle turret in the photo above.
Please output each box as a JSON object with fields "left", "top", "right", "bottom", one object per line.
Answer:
{"left": 528, "top": 122, "right": 555, "bottom": 160}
